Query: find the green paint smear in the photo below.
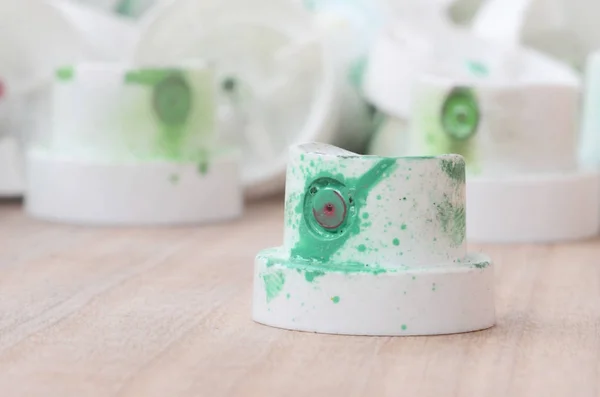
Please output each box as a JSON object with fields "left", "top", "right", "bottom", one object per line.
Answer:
{"left": 440, "top": 157, "right": 466, "bottom": 184}
{"left": 304, "top": 270, "right": 325, "bottom": 283}
{"left": 436, "top": 198, "right": 466, "bottom": 246}
{"left": 466, "top": 60, "right": 489, "bottom": 77}
{"left": 124, "top": 68, "right": 200, "bottom": 161}
{"left": 124, "top": 68, "right": 180, "bottom": 86}
{"left": 56, "top": 66, "right": 74, "bottom": 82}
{"left": 290, "top": 158, "right": 398, "bottom": 262}
{"left": 331, "top": 296, "right": 340, "bottom": 304}
{"left": 263, "top": 271, "right": 285, "bottom": 303}
{"left": 264, "top": 255, "right": 389, "bottom": 282}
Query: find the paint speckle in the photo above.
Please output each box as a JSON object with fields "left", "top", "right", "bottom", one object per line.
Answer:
{"left": 286, "top": 293, "right": 291, "bottom": 299}
{"left": 168, "top": 174, "right": 179, "bottom": 184}
{"left": 393, "top": 238, "right": 400, "bottom": 246}
{"left": 473, "top": 261, "right": 490, "bottom": 269}
{"left": 401, "top": 324, "right": 407, "bottom": 331}
{"left": 401, "top": 223, "right": 407, "bottom": 230}
{"left": 432, "top": 283, "right": 437, "bottom": 292}
{"left": 263, "top": 271, "right": 285, "bottom": 303}
{"left": 331, "top": 296, "right": 340, "bottom": 304}
{"left": 357, "top": 244, "right": 367, "bottom": 252}
{"left": 377, "top": 195, "right": 382, "bottom": 200}
{"left": 56, "top": 66, "right": 74, "bottom": 82}
{"left": 362, "top": 213, "right": 370, "bottom": 220}
{"left": 412, "top": 276, "right": 416, "bottom": 280}
{"left": 197, "top": 161, "right": 209, "bottom": 175}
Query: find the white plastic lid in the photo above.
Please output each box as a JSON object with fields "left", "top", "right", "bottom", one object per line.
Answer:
{"left": 134, "top": 0, "right": 338, "bottom": 198}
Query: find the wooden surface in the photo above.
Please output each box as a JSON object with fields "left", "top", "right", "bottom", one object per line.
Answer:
{"left": 1, "top": 197, "right": 599, "bottom": 397}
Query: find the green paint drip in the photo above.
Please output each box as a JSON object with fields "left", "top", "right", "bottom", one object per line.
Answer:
{"left": 124, "top": 68, "right": 197, "bottom": 160}
{"left": 291, "top": 158, "right": 398, "bottom": 262}
{"left": 440, "top": 157, "right": 466, "bottom": 184}
{"left": 263, "top": 271, "right": 285, "bottom": 303}
{"left": 56, "top": 66, "right": 74, "bottom": 82}
{"left": 331, "top": 296, "right": 340, "bottom": 304}
{"left": 436, "top": 198, "right": 466, "bottom": 246}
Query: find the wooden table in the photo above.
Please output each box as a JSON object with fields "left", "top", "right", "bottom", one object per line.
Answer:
{"left": 1, "top": 197, "right": 599, "bottom": 397}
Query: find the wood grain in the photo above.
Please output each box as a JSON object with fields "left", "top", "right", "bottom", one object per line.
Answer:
{"left": 0, "top": 197, "right": 599, "bottom": 397}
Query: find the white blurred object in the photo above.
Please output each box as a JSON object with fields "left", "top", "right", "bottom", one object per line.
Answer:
{"left": 579, "top": 51, "right": 600, "bottom": 166}
{"left": 472, "top": 0, "right": 599, "bottom": 71}
{"left": 71, "top": 0, "right": 160, "bottom": 18}
{"left": 134, "top": 0, "right": 339, "bottom": 199}
{"left": 364, "top": 26, "right": 580, "bottom": 157}
{"left": 0, "top": 0, "right": 137, "bottom": 197}
{"left": 26, "top": 63, "right": 242, "bottom": 225}
{"left": 295, "top": 0, "right": 382, "bottom": 155}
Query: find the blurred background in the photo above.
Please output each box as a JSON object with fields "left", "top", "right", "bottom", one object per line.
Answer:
{"left": 0, "top": 0, "right": 598, "bottom": 205}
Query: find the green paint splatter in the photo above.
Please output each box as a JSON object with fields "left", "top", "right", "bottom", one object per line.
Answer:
{"left": 401, "top": 324, "right": 407, "bottom": 331}
{"left": 331, "top": 296, "right": 340, "bottom": 304}
{"left": 436, "top": 198, "right": 466, "bottom": 246}
{"left": 393, "top": 238, "right": 400, "bottom": 246}
{"left": 473, "top": 261, "right": 491, "bottom": 269}
{"left": 440, "top": 157, "right": 466, "bottom": 184}
{"left": 286, "top": 293, "right": 291, "bottom": 299}
{"left": 377, "top": 195, "right": 382, "bottom": 200}
{"left": 56, "top": 66, "right": 74, "bottom": 82}
{"left": 412, "top": 276, "right": 416, "bottom": 280}
{"left": 401, "top": 223, "right": 407, "bottom": 230}
{"left": 263, "top": 271, "right": 285, "bottom": 303}
{"left": 362, "top": 213, "right": 370, "bottom": 219}
{"left": 291, "top": 158, "right": 398, "bottom": 262}
{"left": 357, "top": 244, "right": 367, "bottom": 252}
{"left": 432, "top": 283, "right": 437, "bottom": 292}
{"left": 304, "top": 270, "right": 325, "bottom": 283}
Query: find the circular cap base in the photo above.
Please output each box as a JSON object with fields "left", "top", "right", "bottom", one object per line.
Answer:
{"left": 25, "top": 149, "right": 243, "bottom": 226}
{"left": 253, "top": 247, "right": 495, "bottom": 336}
{"left": 467, "top": 169, "right": 600, "bottom": 243}
{"left": 0, "top": 136, "right": 25, "bottom": 197}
